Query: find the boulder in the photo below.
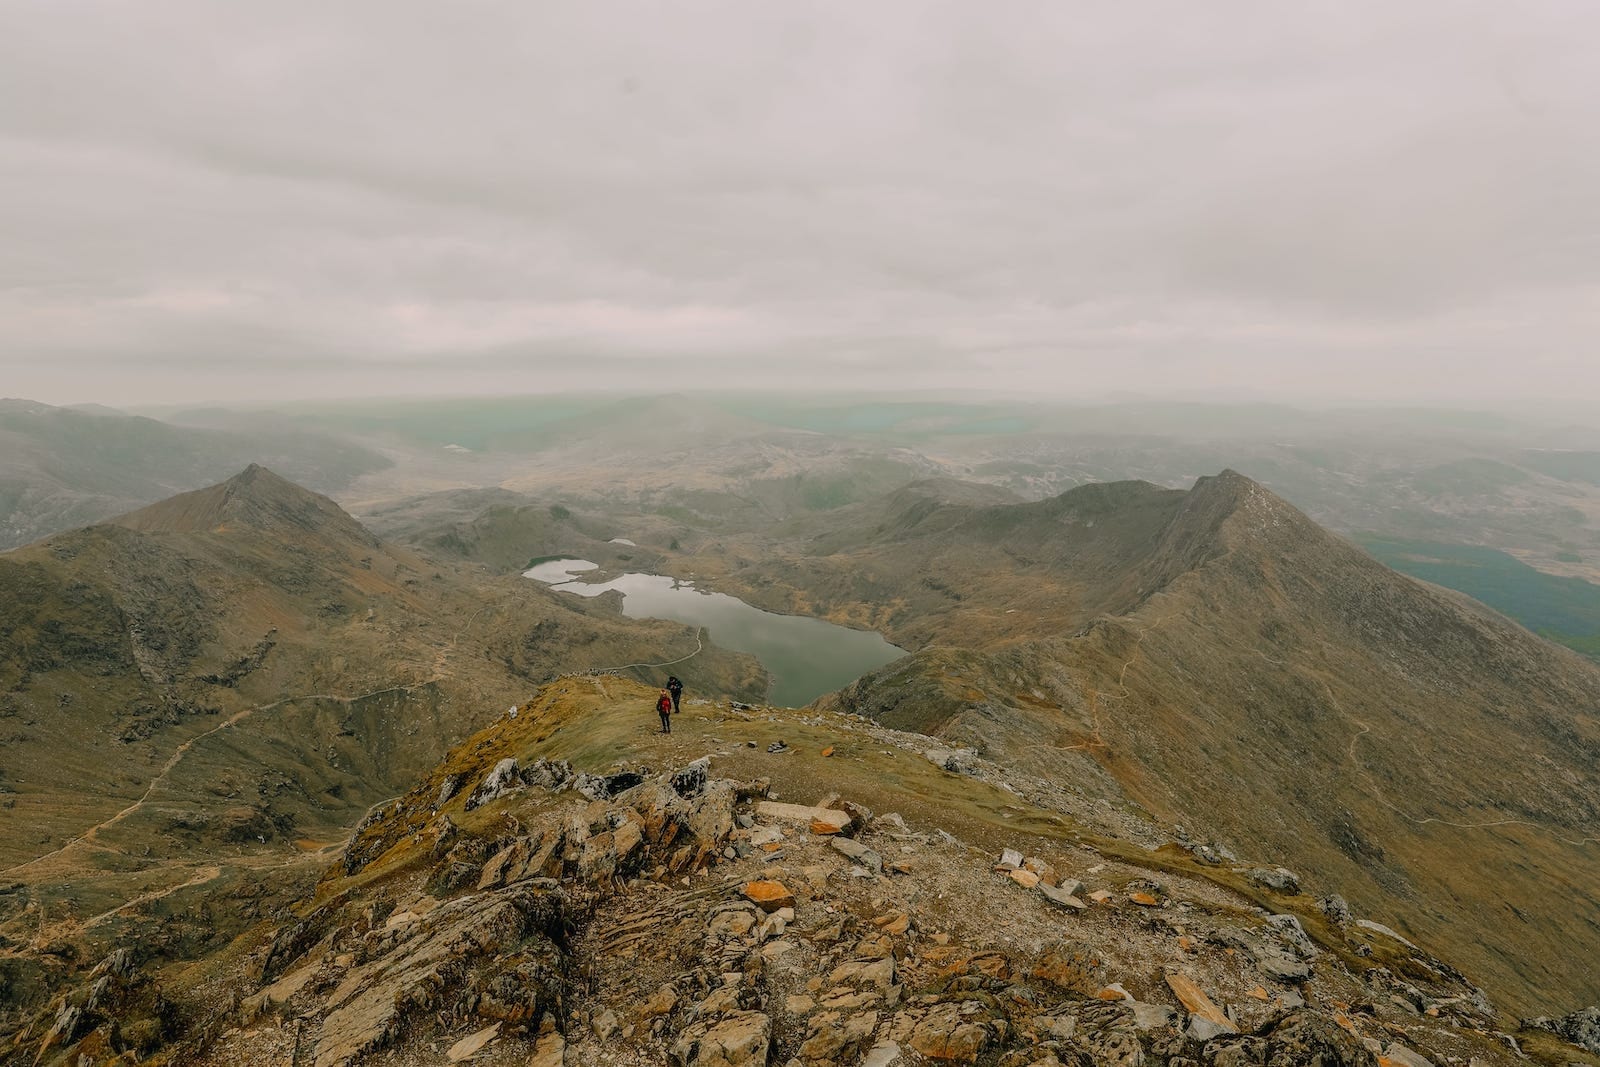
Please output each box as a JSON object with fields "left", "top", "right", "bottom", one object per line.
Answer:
{"left": 670, "top": 757, "right": 711, "bottom": 797}
{"left": 1320, "top": 894, "right": 1352, "bottom": 925}
{"left": 908, "top": 1003, "right": 992, "bottom": 1062}
{"left": 1260, "top": 1011, "right": 1376, "bottom": 1066}
{"left": 1075, "top": 1000, "right": 1146, "bottom": 1067}
{"left": 1381, "top": 1043, "right": 1436, "bottom": 1067}
{"left": 800, "top": 1009, "right": 878, "bottom": 1062}
{"left": 1525, "top": 1006, "right": 1600, "bottom": 1054}
{"left": 1246, "top": 867, "right": 1301, "bottom": 894}
{"left": 709, "top": 910, "right": 758, "bottom": 939}
{"left": 672, "top": 1010, "right": 772, "bottom": 1067}
{"left": 1260, "top": 952, "right": 1312, "bottom": 983}
{"left": 464, "top": 758, "right": 523, "bottom": 811}
{"left": 1266, "top": 913, "right": 1318, "bottom": 958}
{"left": 924, "top": 747, "right": 980, "bottom": 775}
{"left": 591, "top": 1008, "right": 620, "bottom": 1040}
{"left": 1031, "top": 942, "right": 1103, "bottom": 994}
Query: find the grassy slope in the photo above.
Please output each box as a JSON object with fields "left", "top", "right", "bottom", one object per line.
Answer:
{"left": 1358, "top": 535, "right": 1600, "bottom": 660}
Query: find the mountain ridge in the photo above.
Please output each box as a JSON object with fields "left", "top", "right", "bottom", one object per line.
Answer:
{"left": 682, "top": 470, "right": 1600, "bottom": 1014}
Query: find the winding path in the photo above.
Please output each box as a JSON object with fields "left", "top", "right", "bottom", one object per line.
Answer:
{"left": 1, "top": 684, "right": 422, "bottom": 877}
{"left": 1058, "top": 601, "right": 1179, "bottom": 754}
{"left": 1342, "top": 712, "right": 1600, "bottom": 848}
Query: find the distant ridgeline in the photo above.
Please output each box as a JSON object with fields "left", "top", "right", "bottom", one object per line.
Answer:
{"left": 1358, "top": 536, "right": 1600, "bottom": 661}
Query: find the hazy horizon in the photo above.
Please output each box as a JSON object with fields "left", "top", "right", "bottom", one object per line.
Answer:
{"left": 3, "top": 2, "right": 1597, "bottom": 408}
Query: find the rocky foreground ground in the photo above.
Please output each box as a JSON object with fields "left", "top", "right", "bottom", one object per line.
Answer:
{"left": 14, "top": 679, "right": 1598, "bottom": 1067}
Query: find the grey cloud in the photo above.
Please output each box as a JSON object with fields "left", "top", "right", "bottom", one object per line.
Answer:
{"left": 1, "top": 1, "right": 1597, "bottom": 406}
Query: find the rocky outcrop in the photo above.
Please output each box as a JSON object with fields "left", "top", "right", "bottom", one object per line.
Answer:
{"left": 1525, "top": 1005, "right": 1600, "bottom": 1054}
{"left": 23, "top": 679, "right": 1584, "bottom": 1067}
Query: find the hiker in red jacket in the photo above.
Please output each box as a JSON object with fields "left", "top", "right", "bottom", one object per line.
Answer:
{"left": 656, "top": 690, "right": 673, "bottom": 733}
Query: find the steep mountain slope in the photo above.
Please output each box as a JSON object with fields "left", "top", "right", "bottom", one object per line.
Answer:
{"left": 0, "top": 468, "right": 766, "bottom": 1044}
{"left": 14, "top": 678, "right": 1595, "bottom": 1067}
{"left": 698, "top": 472, "right": 1600, "bottom": 1016}
{"left": 0, "top": 398, "right": 389, "bottom": 549}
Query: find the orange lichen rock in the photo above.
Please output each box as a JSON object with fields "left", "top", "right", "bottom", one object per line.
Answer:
{"left": 742, "top": 880, "right": 796, "bottom": 912}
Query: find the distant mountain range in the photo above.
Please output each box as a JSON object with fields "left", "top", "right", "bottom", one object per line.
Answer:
{"left": 0, "top": 398, "right": 392, "bottom": 550}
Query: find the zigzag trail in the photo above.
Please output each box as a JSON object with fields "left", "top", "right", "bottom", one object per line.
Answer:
{"left": 6, "top": 612, "right": 705, "bottom": 881}
{"left": 0, "top": 685, "right": 423, "bottom": 878}
{"left": 1, "top": 603, "right": 497, "bottom": 879}
{"left": 1058, "top": 596, "right": 1180, "bottom": 754}
{"left": 1058, "top": 599, "right": 1600, "bottom": 851}
{"left": 1238, "top": 641, "right": 1600, "bottom": 849}
{"left": 1340, "top": 708, "right": 1600, "bottom": 848}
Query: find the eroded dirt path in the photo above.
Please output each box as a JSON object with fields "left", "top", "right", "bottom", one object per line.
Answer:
{"left": 1, "top": 684, "right": 421, "bottom": 879}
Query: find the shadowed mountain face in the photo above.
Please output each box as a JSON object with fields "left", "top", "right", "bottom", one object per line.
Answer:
{"left": 707, "top": 471, "right": 1600, "bottom": 1014}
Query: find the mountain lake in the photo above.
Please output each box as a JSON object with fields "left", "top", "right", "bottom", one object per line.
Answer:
{"left": 524, "top": 558, "right": 906, "bottom": 707}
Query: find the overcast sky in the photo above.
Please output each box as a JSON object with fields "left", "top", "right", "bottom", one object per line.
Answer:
{"left": 1, "top": 1, "right": 1596, "bottom": 408}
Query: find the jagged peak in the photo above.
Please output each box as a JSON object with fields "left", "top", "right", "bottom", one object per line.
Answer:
{"left": 1183, "top": 468, "right": 1323, "bottom": 543}
{"left": 113, "top": 465, "right": 377, "bottom": 545}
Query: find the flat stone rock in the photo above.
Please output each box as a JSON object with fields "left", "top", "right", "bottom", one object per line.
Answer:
{"left": 446, "top": 1022, "right": 500, "bottom": 1061}
{"left": 1130, "top": 1001, "right": 1176, "bottom": 1030}
{"left": 1187, "top": 1014, "right": 1235, "bottom": 1043}
{"left": 1038, "top": 883, "right": 1087, "bottom": 911}
{"left": 1356, "top": 919, "right": 1419, "bottom": 949}
{"left": 1007, "top": 868, "right": 1040, "bottom": 889}
{"left": 1260, "top": 952, "right": 1312, "bottom": 983}
{"left": 528, "top": 1032, "right": 565, "bottom": 1067}
{"left": 831, "top": 836, "right": 884, "bottom": 875}
{"left": 1164, "top": 971, "right": 1236, "bottom": 1031}
{"left": 528, "top": 1036, "right": 566, "bottom": 1067}
{"left": 862, "top": 1040, "right": 903, "bottom": 1067}
{"left": 756, "top": 801, "right": 851, "bottom": 834}
{"left": 1381, "top": 1043, "right": 1437, "bottom": 1067}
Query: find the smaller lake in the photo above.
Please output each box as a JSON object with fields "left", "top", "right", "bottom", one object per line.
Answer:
{"left": 524, "top": 561, "right": 906, "bottom": 707}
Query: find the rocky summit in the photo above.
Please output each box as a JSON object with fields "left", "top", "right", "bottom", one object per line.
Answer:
{"left": 11, "top": 677, "right": 1591, "bottom": 1066}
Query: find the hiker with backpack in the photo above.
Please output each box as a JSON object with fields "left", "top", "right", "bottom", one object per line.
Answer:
{"left": 656, "top": 689, "right": 674, "bottom": 733}
{"left": 667, "top": 675, "right": 684, "bottom": 714}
